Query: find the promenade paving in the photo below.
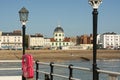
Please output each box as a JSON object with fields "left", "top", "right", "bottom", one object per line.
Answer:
{"left": 0, "top": 60, "right": 35, "bottom": 80}
{"left": 0, "top": 60, "right": 21, "bottom": 62}
{"left": 0, "top": 76, "right": 21, "bottom": 80}
{"left": 0, "top": 60, "right": 22, "bottom": 80}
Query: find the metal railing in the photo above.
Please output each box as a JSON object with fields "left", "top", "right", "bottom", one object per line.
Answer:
{"left": 0, "top": 60, "right": 120, "bottom": 80}
{"left": 35, "top": 60, "right": 120, "bottom": 80}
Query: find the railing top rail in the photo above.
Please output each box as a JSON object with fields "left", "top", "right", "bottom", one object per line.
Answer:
{"left": 97, "top": 69, "right": 120, "bottom": 76}
{"left": 72, "top": 66, "right": 91, "bottom": 71}
{"left": 52, "top": 63, "right": 68, "bottom": 68}
{"left": 37, "top": 62, "right": 50, "bottom": 65}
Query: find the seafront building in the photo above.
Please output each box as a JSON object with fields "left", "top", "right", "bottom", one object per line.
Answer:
{"left": 0, "top": 31, "right": 2, "bottom": 48}
{"left": 50, "top": 25, "right": 71, "bottom": 49}
{"left": 0, "top": 30, "right": 22, "bottom": 50}
{"left": 28, "top": 25, "right": 71, "bottom": 50}
{"left": 28, "top": 33, "right": 44, "bottom": 49}
{"left": 0, "top": 28, "right": 120, "bottom": 50}
{"left": 99, "top": 32, "right": 120, "bottom": 49}
{"left": 28, "top": 33, "right": 51, "bottom": 49}
{"left": 76, "top": 34, "right": 93, "bottom": 44}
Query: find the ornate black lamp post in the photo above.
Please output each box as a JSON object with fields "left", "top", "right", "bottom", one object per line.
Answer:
{"left": 88, "top": 0, "right": 102, "bottom": 80}
{"left": 19, "top": 7, "right": 29, "bottom": 55}
{"left": 19, "top": 7, "right": 29, "bottom": 80}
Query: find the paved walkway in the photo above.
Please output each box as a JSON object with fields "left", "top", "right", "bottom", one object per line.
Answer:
{"left": 0, "top": 60, "right": 34, "bottom": 80}
{"left": 0, "top": 60, "right": 21, "bottom": 62}
{"left": 0, "top": 60, "right": 21, "bottom": 80}
{"left": 0, "top": 76, "right": 21, "bottom": 80}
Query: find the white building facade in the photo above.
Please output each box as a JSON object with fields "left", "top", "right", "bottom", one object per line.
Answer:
{"left": 0, "top": 30, "right": 22, "bottom": 50}
{"left": 50, "top": 25, "right": 71, "bottom": 49}
{"left": 0, "top": 31, "right": 2, "bottom": 48}
{"left": 44, "top": 38, "right": 51, "bottom": 48}
{"left": 100, "top": 32, "right": 120, "bottom": 49}
{"left": 29, "top": 34, "right": 44, "bottom": 48}
{"left": 28, "top": 34, "right": 51, "bottom": 49}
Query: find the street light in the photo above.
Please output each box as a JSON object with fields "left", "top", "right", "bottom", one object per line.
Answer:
{"left": 19, "top": 7, "right": 29, "bottom": 55}
{"left": 88, "top": 0, "right": 102, "bottom": 80}
{"left": 19, "top": 7, "right": 29, "bottom": 80}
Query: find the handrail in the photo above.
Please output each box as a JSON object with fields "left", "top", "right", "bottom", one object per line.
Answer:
{"left": 97, "top": 69, "right": 120, "bottom": 76}
{"left": 52, "top": 63, "right": 68, "bottom": 68}
{"left": 72, "top": 66, "right": 91, "bottom": 71}
{"left": 52, "top": 73, "right": 69, "bottom": 79}
{"left": 37, "top": 70, "right": 50, "bottom": 75}
{"left": 37, "top": 62, "right": 50, "bottom": 65}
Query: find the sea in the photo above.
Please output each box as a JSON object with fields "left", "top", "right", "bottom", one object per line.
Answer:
{"left": 0, "top": 59, "right": 120, "bottom": 80}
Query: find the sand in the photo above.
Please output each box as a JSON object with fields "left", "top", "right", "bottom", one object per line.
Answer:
{"left": 0, "top": 50, "right": 120, "bottom": 62}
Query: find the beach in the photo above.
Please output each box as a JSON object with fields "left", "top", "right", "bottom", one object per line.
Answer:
{"left": 0, "top": 50, "right": 120, "bottom": 62}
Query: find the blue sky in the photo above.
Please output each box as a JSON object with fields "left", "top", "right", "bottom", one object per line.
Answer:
{"left": 0, "top": 0, "right": 120, "bottom": 37}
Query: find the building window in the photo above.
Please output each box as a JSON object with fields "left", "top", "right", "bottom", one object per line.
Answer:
{"left": 59, "top": 43, "right": 61, "bottom": 46}
{"left": 14, "top": 39, "right": 16, "bottom": 42}
{"left": 55, "top": 34, "right": 57, "bottom": 36}
{"left": 66, "top": 43, "right": 68, "bottom": 45}
{"left": 116, "top": 39, "right": 118, "bottom": 41}
{"left": 59, "top": 34, "right": 61, "bottom": 36}
{"left": 52, "top": 43, "right": 54, "bottom": 46}
{"left": 7, "top": 40, "right": 9, "bottom": 42}
{"left": 18, "top": 39, "right": 20, "bottom": 42}
{"left": 59, "top": 39, "right": 61, "bottom": 41}
{"left": 111, "top": 43, "right": 113, "bottom": 45}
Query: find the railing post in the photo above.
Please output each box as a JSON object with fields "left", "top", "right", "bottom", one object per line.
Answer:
{"left": 36, "top": 60, "right": 39, "bottom": 80}
{"left": 97, "top": 67, "right": 100, "bottom": 80}
{"left": 50, "top": 62, "right": 54, "bottom": 80}
{"left": 69, "top": 64, "right": 73, "bottom": 80}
